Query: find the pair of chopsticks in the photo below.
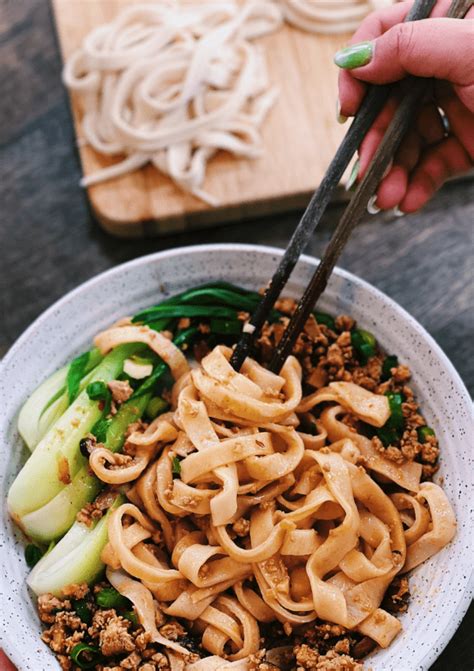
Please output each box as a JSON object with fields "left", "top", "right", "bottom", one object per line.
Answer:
{"left": 231, "top": 0, "right": 472, "bottom": 374}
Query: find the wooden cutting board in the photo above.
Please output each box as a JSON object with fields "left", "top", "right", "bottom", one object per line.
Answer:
{"left": 52, "top": 0, "right": 352, "bottom": 237}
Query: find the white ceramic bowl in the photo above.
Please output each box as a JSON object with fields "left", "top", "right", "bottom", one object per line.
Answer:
{"left": 0, "top": 244, "right": 472, "bottom": 671}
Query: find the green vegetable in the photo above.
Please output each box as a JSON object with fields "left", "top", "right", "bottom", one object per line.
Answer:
{"left": 70, "top": 643, "right": 103, "bottom": 669}
{"left": 314, "top": 311, "right": 336, "bottom": 330}
{"left": 376, "top": 392, "right": 405, "bottom": 447}
{"left": 86, "top": 380, "right": 109, "bottom": 401}
{"left": 20, "top": 395, "right": 150, "bottom": 542}
{"left": 376, "top": 425, "right": 400, "bottom": 447}
{"left": 172, "top": 457, "right": 182, "bottom": 476}
{"left": 86, "top": 380, "right": 112, "bottom": 417}
{"left": 386, "top": 392, "right": 404, "bottom": 432}
{"left": 95, "top": 587, "right": 131, "bottom": 609}
{"left": 17, "top": 366, "right": 69, "bottom": 452}
{"left": 91, "top": 417, "right": 112, "bottom": 443}
{"left": 122, "top": 610, "right": 139, "bottom": 626}
{"left": 209, "top": 318, "right": 243, "bottom": 335}
{"left": 27, "top": 494, "right": 124, "bottom": 596}
{"left": 146, "top": 317, "right": 172, "bottom": 332}
{"left": 176, "top": 287, "right": 259, "bottom": 312}
{"left": 68, "top": 352, "right": 90, "bottom": 404}
{"left": 381, "top": 355, "right": 399, "bottom": 382}
{"left": 134, "top": 304, "right": 241, "bottom": 323}
{"left": 145, "top": 396, "right": 169, "bottom": 420}
{"left": 25, "top": 544, "right": 44, "bottom": 568}
{"left": 73, "top": 598, "right": 93, "bottom": 625}
{"left": 417, "top": 426, "right": 435, "bottom": 443}
{"left": 132, "top": 327, "right": 198, "bottom": 399}
{"left": 8, "top": 344, "right": 139, "bottom": 521}
{"left": 351, "top": 328, "right": 377, "bottom": 364}
{"left": 19, "top": 349, "right": 105, "bottom": 454}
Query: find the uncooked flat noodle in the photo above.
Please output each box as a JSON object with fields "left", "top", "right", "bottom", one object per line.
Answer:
{"left": 279, "top": 0, "right": 396, "bottom": 34}
{"left": 87, "top": 327, "right": 456, "bottom": 669}
{"left": 62, "top": 0, "right": 395, "bottom": 203}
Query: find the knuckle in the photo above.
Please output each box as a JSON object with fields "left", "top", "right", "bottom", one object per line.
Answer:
{"left": 393, "top": 22, "right": 418, "bottom": 64}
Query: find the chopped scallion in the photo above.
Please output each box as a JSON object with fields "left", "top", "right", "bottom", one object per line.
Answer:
{"left": 314, "top": 312, "right": 336, "bottom": 330}
{"left": 417, "top": 426, "right": 435, "bottom": 443}
{"left": 351, "top": 329, "right": 377, "bottom": 364}
{"left": 70, "top": 643, "right": 102, "bottom": 669}
{"left": 381, "top": 355, "right": 399, "bottom": 381}
{"left": 95, "top": 586, "right": 131, "bottom": 609}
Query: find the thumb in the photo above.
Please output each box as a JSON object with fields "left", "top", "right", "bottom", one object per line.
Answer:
{"left": 334, "top": 18, "right": 474, "bottom": 110}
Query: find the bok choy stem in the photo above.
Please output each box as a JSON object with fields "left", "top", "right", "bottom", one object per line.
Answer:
{"left": 20, "top": 393, "right": 150, "bottom": 542}
{"left": 27, "top": 494, "right": 124, "bottom": 596}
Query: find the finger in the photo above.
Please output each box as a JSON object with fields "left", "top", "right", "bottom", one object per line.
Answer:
{"left": 375, "top": 129, "right": 423, "bottom": 209}
{"left": 400, "top": 136, "right": 472, "bottom": 212}
{"left": 338, "top": 69, "right": 366, "bottom": 118}
{"left": 416, "top": 104, "right": 446, "bottom": 146}
{"left": 0, "top": 651, "right": 17, "bottom": 671}
{"left": 337, "top": 0, "right": 456, "bottom": 116}
{"left": 436, "top": 91, "right": 474, "bottom": 157}
{"left": 341, "top": 18, "right": 474, "bottom": 111}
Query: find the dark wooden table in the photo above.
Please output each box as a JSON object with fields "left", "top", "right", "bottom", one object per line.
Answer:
{"left": 0, "top": 2, "right": 472, "bottom": 670}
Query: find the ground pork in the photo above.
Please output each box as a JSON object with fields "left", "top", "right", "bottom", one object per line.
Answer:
{"left": 76, "top": 489, "right": 117, "bottom": 526}
{"left": 99, "top": 616, "right": 136, "bottom": 656}
{"left": 108, "top": 380, "right": 133, "bottom": 404}
{"left": 295, "top": 645, "right": 363, "bottom": 670}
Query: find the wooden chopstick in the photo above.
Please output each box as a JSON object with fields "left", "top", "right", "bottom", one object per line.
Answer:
{"left": 229, "top": 0, "right": 438, "bottom": 371}
{"left": 268, "top": 0, "right": 472, "bottom": 373}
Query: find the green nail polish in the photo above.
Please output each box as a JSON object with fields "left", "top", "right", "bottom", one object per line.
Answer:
{"left": 334, "top": 41, "right": 374, "bottom": 69}
{"left": 346, "top": 159, "right": 360, "bottom": 191}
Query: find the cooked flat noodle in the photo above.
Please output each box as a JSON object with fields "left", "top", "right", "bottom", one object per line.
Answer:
{"left": 398, "top": 483, "right": 456, "bottom": 573}
{"left": 90, "top": 344, "right": 455, "bottom": 667}
{"left": 299, "top": 382, "right": 390, "bottom": 427}
{"left": 94, "top": 324, "right": 189, "bottom": 380}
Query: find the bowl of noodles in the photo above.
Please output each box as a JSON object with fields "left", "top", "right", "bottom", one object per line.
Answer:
{"left": 0, "top": 244, "right": 472, "bottom": 671}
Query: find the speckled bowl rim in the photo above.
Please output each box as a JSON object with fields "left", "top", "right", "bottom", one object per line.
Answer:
{"left": 0, "top": 243, "right": 472, "bottom": 671}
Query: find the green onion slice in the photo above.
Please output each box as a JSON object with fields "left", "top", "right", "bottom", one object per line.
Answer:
{"left": 95, "top": 586, "right": 131, "bottom": 609}
{"left": 70, "top": 643, "right": 102, "bottom": 669}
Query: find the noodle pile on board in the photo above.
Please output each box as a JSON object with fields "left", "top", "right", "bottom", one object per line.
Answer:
{"left": 62, "top": 0, "right": 396, "bottom": 203}
{"left": 87, "top": 331, "right": 456, "bottom": 669}
{"left": 278, "top": 0, "right": 395, "bottom": 34}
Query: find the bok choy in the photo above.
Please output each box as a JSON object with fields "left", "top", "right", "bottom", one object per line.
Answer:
{"left": 8, "top": 344, "right": 139, "bottom": 520}
{"left": 18, "top": 348, "right": 103, "bottom": 452}
{"left": 27, "top": 494, "right": 124, "bottom": 596}
{"left": 21, "top": 393, "right": 150, "bottom": 542}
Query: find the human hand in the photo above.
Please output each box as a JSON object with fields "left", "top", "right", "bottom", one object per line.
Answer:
{"left": 0, "top": 650, "right": 16, "bottom": 671}
{"left": 334, "top": 0, "right": 474, "bottom": 213}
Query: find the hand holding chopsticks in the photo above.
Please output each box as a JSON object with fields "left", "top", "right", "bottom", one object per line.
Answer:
{"left": 231, "top": 0, "right": 473, "bottom": 373}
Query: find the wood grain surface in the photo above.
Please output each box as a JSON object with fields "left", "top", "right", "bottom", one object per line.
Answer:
{"left": 0, "top": 1, "right": 473, "bottom": 669}
{"left": 52, "top": 0, "right": 350, "bottom": 236}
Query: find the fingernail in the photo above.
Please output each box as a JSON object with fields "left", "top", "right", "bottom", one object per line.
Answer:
{"left": 345, "top": 158, "right": 360, "bottom": 191}
{"left": 334, "top": 41, "right": 374, "bottom": 70}
{"left": 392, "top": 206, "right": 405, "bottom": 217}
{"left": 367, "top": 195, "right": 380, "bottom": 215}
{"left": 336, "top": 99, "right": 347, "bottom": 124}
